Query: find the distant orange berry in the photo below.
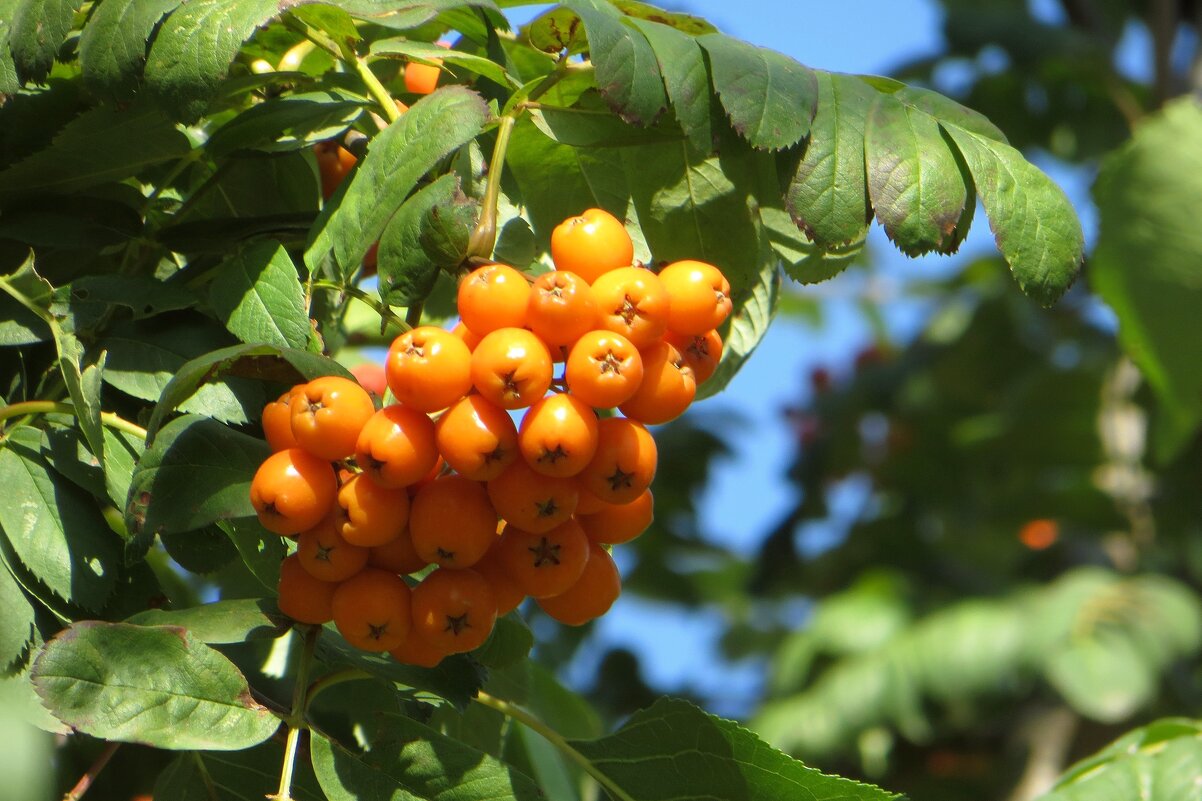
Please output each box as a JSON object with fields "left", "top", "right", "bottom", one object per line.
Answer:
{"left": 349, "top": 362, "right": 388, "bottom": 398}
{"left": 315, "top": 140, "right": 357, "bottom": 200}
{"left": 1019, "top": 518, "right": 1059, "bottom": 550}
{"left": 537, "top": 542, "right": 620, "bottom": 626}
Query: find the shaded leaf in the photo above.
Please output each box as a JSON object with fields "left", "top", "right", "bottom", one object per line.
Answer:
{"left": 474, "top": 614, "right": 534, "bottom": 669}
{"left": 0, "top": 561, "right": 34, "bottom": 669}
{"left": 9, "top": 0, "right": 81, "bottom": 84}
{"left": 208, "top": 241, "right": 313, "bottom": 350}
{"left": 376, "top": 174, "right": 459, "bottom": 307}
{"left": 127, "top": 598, "right": 288, "bottom": 644}
{"left": 155, "top": 740, "right": 325, "bottom": 800}
{"left": 564, "top": 0, "right": 667, "bottom": 126}
{"left": 629, "top": 17, "right": 714, "bottom": 152}
{"left": 697, "top": 257, "right": 780, "bottom": 400}
{"left": 79, "top": 0, "right": 182, "bottom": 100}
{"left": 371, "top": 38, "right": 516, "bottom": 88}
{"left": 418, "top": 187, "right": 478, "bottom": 273}
{"left": 206, "top": 90, "right": 368, "bottom": 156}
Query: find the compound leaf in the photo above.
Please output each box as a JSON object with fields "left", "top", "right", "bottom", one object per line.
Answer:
{"left": 208, "top": 241, "right": 313, "bottom": 350}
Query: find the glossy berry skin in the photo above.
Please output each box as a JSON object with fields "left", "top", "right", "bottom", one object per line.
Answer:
{"left": 487, "top": 458, "right": 578, "bottom": 533}
{"left": 457, "top": 264, "right": 532, "bottom": 336}
{"left": 657, "top": 260, "right": 732, "bottom": 335}
{"left": 314, "top": 141, "right": 357, "bottom": 200}
{"left": 355, "top": 404, "right": 439, "bottom": 489}
{"left": 496, "top": 519, "right": 590, "bottom": 599}
{"left": 386, "top": 327, "right": 473, "bottom": 412}
{"left": 368, "top": 528, "right": 428, "bottom": 575}
{"left": 350, "top": 363, "right": 388, "bottom": 398}
{"left": 408, "top": 475, "right": 498, "bottom": 569}
{"left": 336, "top": 473, "right": 410, "bottom": 547}
{"left": 618, "top": 340, "right": 696, "bottom": 425}
{"left": 590, "top": 267, "right": 670, "bottom": 349}
{"left": 411, "top": 568, "right": 498, "bottom": 654}
{"left": 290, "top": 376, "right": 376, "bottom": 461}
{"left": 277, "top": 554, "right": 337, "bottom": 624}
{"left": 472, "top": 541, "right": 526, "bottom": 616}
{"left": 389, "top": 631, "right": 450, "bottom": 668}
{"left": 665, "top": 329, "right": 723, "bottom": 385}
{"left": 537, "top": 542, "right": 621, "bottom": 626}
{"left": 250, "top": 448, "right": 338, "bottom": 535}
{"left": 518, "top": 392, "right": 599, "bottom": 478}
{"left": 434, "top": 395, "right": 519, "bottom": 481}
{"left": 332, "top": 568, "right": 413, "bottom": 652}
{"left": 297, "top": 514, "right": 370, "bottom": 582}
{"left": 527, "top": 270, "right": 599, "bottom": 353}
{"left": 551, "top": 208, "right": 634, "bottom": 284}
{"left": 578, "top": 417, "right": 657, "bottom": 505}
{"left": 564, "top": 330, "right": 644, "bottom": 409}
{"left": 262, "top": 391, "right": 299, "bottom": 452}
{"left": 578, "top": 489, "right": 654, "bottom": 545}
{"left": 470, "top": 328, "right": 553, "bottom": 410}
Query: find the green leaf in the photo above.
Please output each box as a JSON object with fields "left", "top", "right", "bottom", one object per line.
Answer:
{"left": 160, "top": 526, "right": 240, "bottom": 574}
{"left": 32, "top": 621, "right": 280, "bottom": 749}
{"left": 155, "top": 740, "right": 325, "bottom": 801}
{"left": 564, "top": 0, "right": 667, "bottom": 126}
{"left": 220, "top": 517, "right": 287, "bottom": 591}
{"left": 143, "top": 342, "right": 351, "bottom": 443}
{"left": 206, "top": 90, "right": 368, "bottom": 156}
{"left": 311, "top": 714, "right": 543, "bottom": 801}
{"left": 9, "top": 0, "right": 82, "bottom": 84}
{"left": 0, "top": 292, "right": 51, "bottom": 346}
{"left": 474, "top": 613, "right": 534, "bottom": 669}
{"left": 698, "top": 32, "right": 817, "bottom": 151}
{"left": 864, "top": 93, "right": 968, "bottom": 256}
{"left": 628, "top": 17, "right": 713, "bottom": 153}
{"left": 1090, "top": 98, "right": 1202, "bottom": 459}
{"left": 0, "top": 104, "right": 192, "bottom": 195}
{"left": 208, "top": 241, "right": 313, "bottom": 350}
{"left": 50, "top": 274, "right": 195, "bottom": 335}
{"left": 892, "top": 85, "right": 1006, "bottom": 143}
{"left": 79, "top": 0, "right": 182, "bottom": 101}
{"left": 0, "top": 561, "right": 34, "bottom": 669}
{"left": 126, "top": 415, "right": 270, "bottom": 540}
{"left": 571, "top": 697, "right": 900, "bottom": 801}
{"left": 942, "top": 121, "right": 1084, "bottom": 305}
{"left": 57, "top": 336, "right": 106, "bottom": 468}
{"left": 418, "top": 187, "right": 478, "bottom": 272}
{"left": 0, "top": 430, "right": 119, "bottom": 610}
{"left": 304, "top": 86, "right": 488, "bottom": 280}
{"left": 1045, "top": 632, "right": 1156, "bottom": 723}
{"left": 0, "top": 1, "right": 20, "bottom": 94}
{"left": 1039, "top": 719, "right": 1202, "bottom": 801}
{"left": 126, "top": 598, "right": 288, "bottom": 644}
{"left": 529, "top": 101, "right": 681, "bottom": 148}
{"left": 697, "top": 258, "right": 781, "bottom": 400}
{"left": 144, "top": 0, "right": 281, "bottom": 121}
{"left": 370, "top": 38, "right": 517, "bottom": 88}
{"left": 786, "top": 72, "right": 875, "bottom": 249}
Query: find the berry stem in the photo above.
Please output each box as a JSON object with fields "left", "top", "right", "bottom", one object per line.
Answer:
{"left": 0, "top": 400, "right": 147, "bottom": 441}
{"left": 466, "top": 114, "right": 516, "bottom": 262}
{"left": 304, "top": 667, "right": 373, "bottom": 713}
{"left": 311, "top": 280, "right": 411, "bottom": 334}
{"left": 271, "top": 625, "right": 321, "bottom": 801}
{"left": 63, "top": 740, "right": 120, "bottom": 801}
{"left": 474, "top": 691, "right": 637, "bottom": 801}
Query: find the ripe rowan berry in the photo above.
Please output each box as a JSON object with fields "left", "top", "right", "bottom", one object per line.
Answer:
{"left": 368, "top": 527, "right": 428, "bottom": 575}
{"left": 487, "top": 458, "right": 578, "bottom": 533}
{"left": 355, "top": 404, "right": 439, "bottom": 489}
{"left": 411, "top": 568, "right": 497, "bottom": 653}
{"left": 349, "top": 362, "right": 388, "bottom": 398}
{"left": 332, "top": 568, "right": 412, "bottom": 652}
{"left": 527, "top": 270, "right": 598, "bottom": 353}
{"left": 551, "top": 209, "right": 634, "bottom": 283}
{"left": 496, "top": 519, "right": 589, "bottom": 598}
{"left": 657, "top": 260, "right": 732, "bottom": 335}
{"left": 404, "top": 47, "right": 445, "bottom": 95}
{"left": 578, "top": 488, "right": 653, "bottom": 545}
{"left": 450, "top": 320, "right": 482, "bottom": 351}
{"left": 290, "top": 376, "right": 376, "bottom": 461}
{"left": 574, "top": 484, "right": 608, "bottom": 515}
{"left": 518, "top": 392, "right": 599, "bottom": 477}
{"left": 314, "top": 140, "right": 357, "bottom": 200}
{"left": 386, "top": 327, "right": 473, "bottom": 412}
{"left": 471, "top": 540, "right": 526, "bottom": 616}
{"left": 297, "top": 513, "right": 370, "bottom": 582}
{"left": 618, "top": 340, "right": 696, "bottom": 425}
{"left": 665, "top": 329, "right": 723, "bottom": 384}
{"left": 537, "top": 542, "right": 620, "bottom": 626}
{"left": 262, "top": 391, "right": 300, "bottom": 452}
{"left": 578, "top": 417, "right": 657, "bottom": 505}
{"left": 590, "top": 267, "right": 670, "bottom": 349}
{"left": 564, "top": 330, "right": 644, "bottom": 409}
{"left": 251, "top": 448, "right": 338, "bottom": 535}
{"left": 470, "top": 328, "right": 553, "bottom": 410}
{"left": 336, "top": 473, "right": 410, "bottom": 547}
{"left": 409, "top": 474, "right": 498, "bottom": 568}
{"left": 389, "top": 630, "right": 451, "bottom": 668}
{"left": 435, "top": 395, "right": 519, "bottom": 481}
{"left": 277, "top": 554, "right": 337, "bottom": 624}
{"left": 457, "top": 263, "right": 532, "bottom": 336}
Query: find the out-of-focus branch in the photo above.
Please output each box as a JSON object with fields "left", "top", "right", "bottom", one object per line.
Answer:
{"left": 1005, "top": 706, "right": 1079, "bottom": 801}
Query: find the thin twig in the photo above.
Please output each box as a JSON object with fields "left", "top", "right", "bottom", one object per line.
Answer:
{"left": 63, "top": 741, "right": 121, "bottom": 801}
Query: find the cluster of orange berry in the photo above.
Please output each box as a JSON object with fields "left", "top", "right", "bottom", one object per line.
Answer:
{"left": 249, "top": 208, "right": 732, "bottom": 668}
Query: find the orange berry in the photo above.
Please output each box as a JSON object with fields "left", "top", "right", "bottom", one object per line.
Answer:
{"left": 472, "top": 541, "right": 525, "bottom": 616}
{"left": 408, "top": 455, "right": 445, "bottom": 496}
{"left": 315, "top": 140, "right": 357, "bottom": 200}
{"left": 290, "top": 376, "right": 376, "bottom": 461}
{"left": 527, "top": 270, "right": 599, "bottom": 353}
{"left": 657, "top": 260, "right": 732, "bottom": 335}
{"left": 349, "top": 362, "right": 388, "bottom": 397}
{"left": 1019, "top": 518, "right": 1059, "bottom": 550}
{"left": 665, "top": 329, "right": 723, "bottom": 384}
{"left": 578, "top": 489, "right": 653, "bottom": 545}
{"left": 434, "top": 395, "right": 520, "bottom": 481}
{"left": 355, "top": 404, "right": 439, "bottom": 489}
{"left": 470, "top": 328, "right": 553, "bottom": 410}
{"left": 389, "top": 631, "right": 450, "bottom": 668}
{"left": 409, "top": 475, "right": 499, "bottom": 568}
{"left": 404, "top": 50, "right": 443, "bottom": 95}
{"left": 579, "top": 417, "right": 656, "bottom": 505}
{"left": 518, "top": 393, "right": 599, "bottom": 477}
{"left": 574, "top": 484, "right": 608, "bottom": 515}
{"left": 537, "top": 542, "right": 620, "bottom": 626}
{"left": 262, "top": 391, "right": 300, "bottom": 452}
{"left": 296, "top": 513, "right": 370, "bottom": 582}
{"left": 368, "top": 527, "right": 428, "bottom": 575}
{"left": 250, "top": 448, "right": 338, "bottom": 535}
{"left": 496, "top": 519, "right": 589, "bottom": 598}
{"left": 487, "top": 458, "right": 578, "bottom": 533}
{"left": 450, "top": 320, "right": 482, "bottom": 351}
{"left": 590, "top": 267, "right": 670, "bottom": 349}
{"left": 551, "top": 208, "right": 634, "bottom": 284}
{"left": 277, "top": 554, "right": 337, "bottom": 624}
{"left": 618, "top": 341, "right": 696, "bottom": 425}
{"left": 564, "top": 330, "right": 644, "bottom": 409}
{"left": 332, "top": 568, "right": 412, "bottom": 652}
{"left": 386, "top": 327, "right": 473, "bottom": 412}
{"left": 411, "top": 568, "right": 497, "bottom": 653}
{"left": 336, "top": 473, "right": 410, "bottom": 547}
{"left": 457, "top": 263, "right": 532, "bottom": 336}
